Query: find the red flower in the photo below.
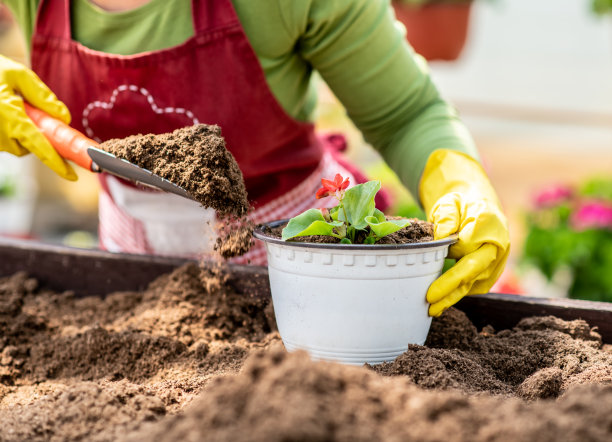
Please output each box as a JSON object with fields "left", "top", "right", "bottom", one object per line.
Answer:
{"left": 315, "top": 173, "right": 350, "bottom": 199}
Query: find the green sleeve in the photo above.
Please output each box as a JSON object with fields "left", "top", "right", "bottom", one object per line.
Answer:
{"left": 281, "top": 0, "right": 479, "bottom": 199}
{"left": 1, "top": 0, "right": 479, "bottom": 201}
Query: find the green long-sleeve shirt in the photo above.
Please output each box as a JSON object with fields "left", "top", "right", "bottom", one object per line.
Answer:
{"left": 3, "top": 0, "right": 478, "bottom": 199}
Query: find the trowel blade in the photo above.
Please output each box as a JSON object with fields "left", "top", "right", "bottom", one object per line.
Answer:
{"left": 86, "top": 147, "right": 197, "bottom": 202}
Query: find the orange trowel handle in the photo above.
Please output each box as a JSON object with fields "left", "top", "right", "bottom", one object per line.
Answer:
{"left": 24, "top": 102, "right": 98, "bottom": 172}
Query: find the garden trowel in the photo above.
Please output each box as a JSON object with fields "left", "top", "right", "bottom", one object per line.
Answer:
{"left": 24, "top": 103, "right": 196, "bottom": 202}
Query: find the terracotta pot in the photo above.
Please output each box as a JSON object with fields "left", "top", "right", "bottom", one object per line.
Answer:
{"left": 392, "top": 1, "right": 473, "bottom": 61}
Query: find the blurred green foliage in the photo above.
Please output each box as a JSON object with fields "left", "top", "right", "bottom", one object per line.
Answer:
{"left": 592, "top": 0, "right": 612, "bottom": 14}
{"left": 0, "top": 175, "right": 16, "bottom": 197}
{"left": 395, "top": 0, "right": 474, "bottom": 4}
{"left": 581, "top": 178, "right": 612, "bottom": 200}
{"left": 522, "top": 179, "right": 612, "bottom": 302}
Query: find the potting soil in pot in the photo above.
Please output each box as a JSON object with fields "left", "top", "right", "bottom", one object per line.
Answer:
{"left": 265, "top": 218, "right": 435, "bottom": 244}
{"left": 101, "top": 124, "right": 253, "bottom": 258}
{"left": 1, "top": 266, "right": 611, "bottom": 441}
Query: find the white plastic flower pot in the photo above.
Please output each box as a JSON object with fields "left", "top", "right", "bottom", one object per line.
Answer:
{"left": 254, "top": 220, "right": 456, "bottom": 366}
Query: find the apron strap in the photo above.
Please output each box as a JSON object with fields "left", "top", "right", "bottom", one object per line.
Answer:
{"left": 35, "top": 0, "right": 71, "bottom": 40}
{"left": 191, "top": 0, "right": 241, "bottom": 35}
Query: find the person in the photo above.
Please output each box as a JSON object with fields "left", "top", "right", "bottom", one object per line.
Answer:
{"left": 0, "top": 0, "right": 509, "bottom": 317}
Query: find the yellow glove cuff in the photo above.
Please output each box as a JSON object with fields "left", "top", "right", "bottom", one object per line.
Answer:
{"left": 419, "top": 149, "right": 500, "bottom": 214}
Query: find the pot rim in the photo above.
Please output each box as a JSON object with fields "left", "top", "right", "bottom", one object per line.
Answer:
{"left": 254, "top": 219, "right": 457, "bottom": 251}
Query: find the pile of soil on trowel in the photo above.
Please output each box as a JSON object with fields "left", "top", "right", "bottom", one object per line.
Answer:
{"left": 101, "top": 124, "right": 254, "bottom": 258}
{"left": 2, "top": 266, "right": 612, "bottom": 441}
{"left": 102, "top": 124, "right": 249, "bottom": 218}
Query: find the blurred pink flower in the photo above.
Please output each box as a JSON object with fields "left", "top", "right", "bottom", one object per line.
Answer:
{"left": 571, "top": 201, "right": 612, "bottom": 231}
{"left": 534, "top": 185, "right": 573, "bottom": 209}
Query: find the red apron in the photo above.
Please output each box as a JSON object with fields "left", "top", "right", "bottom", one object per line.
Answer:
{"left": 30, "top": 0, "right": 388, "bottom": 263}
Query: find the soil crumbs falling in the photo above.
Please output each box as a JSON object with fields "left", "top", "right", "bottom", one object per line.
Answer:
{"left": 1, "top": 269, "right": 611, "bottom": 441}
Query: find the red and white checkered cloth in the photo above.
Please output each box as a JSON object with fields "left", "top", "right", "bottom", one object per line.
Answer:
{"left": 98, "top": 187, "right": 154, "bottom": 255}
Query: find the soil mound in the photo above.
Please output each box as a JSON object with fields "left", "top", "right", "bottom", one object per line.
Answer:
{"left": 0, "top": 272, "right": 44, "bottom": 348}
{"left": 0, "top": 264, "right": 278, "bottom": 425}
{"left": 373, "top": 308, "right": 612, "bottom": 398}
{"left": 110, "top": 263, "right": 273, "bottom": 343}
{"left": 125, "top": 349, "right": 612, "bottom": 442}
{"left": 2, "top": 267, "right": 612, "bottom": 441}
{"left": 0, "top": 381, "right": 165, "bottom": 442}
{"left": 102, "top": 124, "right": 248, "bottom": 218}
{"left": 28, "top": 327, "right": 186, "bottom": 383}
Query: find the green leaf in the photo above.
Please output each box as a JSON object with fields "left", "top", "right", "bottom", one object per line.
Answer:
{"left": 342, "top": 181, "right": 381, "bottom": 230}
{"left": 340, "top": 238, "right": 352, "bottom": 244}
{"left": 330, "top": 206, "right": 340, "bottom": 221}
{"left": 372, "top": 208, "right": 386, "bottom": 223}
{"left": 282, "top": 209, "right": 344, "bottom": 240}
{"left": 365, "top": 216, "right": 410, "bottom": 239}
{"left": 347, "top": 226, "right": 356, "bottom": 242}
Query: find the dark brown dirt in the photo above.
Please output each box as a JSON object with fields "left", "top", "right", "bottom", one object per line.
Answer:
{"left": 262, "top": 217, "right": 434, "bottom": 244}
{"left": 1, "top": 268, "right": 611, "bottom": 441}
{"left": 101, "top": 124, "right": 249, "bottom": 218}
{"left": 0, "top": 264, "right": 279, "bottom": 441}
{"left": 373, "top": 307, "right": 612, "bottom": 399}
{"left": 124, "top": 349, "right": 612, "bottom": 442}
{"left": 214, "top": 217, "right": 255, "bottom": 259}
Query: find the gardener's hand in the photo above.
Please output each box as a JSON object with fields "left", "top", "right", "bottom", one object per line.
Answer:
{"left": 0, "top": 55, "right": 76, "bottom": 180}
{"left": 419, "top": 149, "right": 510, "bottom": 317}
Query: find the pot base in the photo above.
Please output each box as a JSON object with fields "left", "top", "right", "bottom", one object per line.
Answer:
{"left": 283, "top": 338, "right": 426, "bottom": 366}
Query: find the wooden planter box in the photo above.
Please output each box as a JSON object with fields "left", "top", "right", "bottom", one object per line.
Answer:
{"left": 1, "top": 237, "right": 611, "bottom": 343}
{"left": 392, "top": 1, "right": 473, "bottom": 61}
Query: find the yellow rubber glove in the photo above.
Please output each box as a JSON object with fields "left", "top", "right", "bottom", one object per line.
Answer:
{"left": 0, "top": 55, "right": 77, "bottom": 180}
{"left": 419, "top": 149, "right": 510, "bottom": 317}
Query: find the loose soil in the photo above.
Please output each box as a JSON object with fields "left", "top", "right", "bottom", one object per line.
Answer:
{"left": 214, "top": 218, "right": 255, "bottom": 259}
{"left": 1, "top": 266, "right": 611, "bottom": 441}
{"left": 262, "top": 218, "right": 434, "bottom": 244}
{"left": 101, "top": 124, "right": 253, "bottom": 258}
{"left": 102, "top": 124, "right": 248, "bottom": 218}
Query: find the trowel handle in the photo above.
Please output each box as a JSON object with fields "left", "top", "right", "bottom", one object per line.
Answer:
{"left": 24, "top": 102, "right": 98, "bottom": 171}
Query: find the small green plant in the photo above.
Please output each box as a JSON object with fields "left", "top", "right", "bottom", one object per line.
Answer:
{"left": 282, "top": 174, "right": 410, "bottom": 244}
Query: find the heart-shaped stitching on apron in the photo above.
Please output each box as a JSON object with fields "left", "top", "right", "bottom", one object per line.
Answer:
{"left": 81, "top": 84, "right": 200, "bottom": 143}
